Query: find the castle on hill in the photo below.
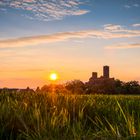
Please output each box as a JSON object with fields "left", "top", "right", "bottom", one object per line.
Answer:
{"left": 88, "top": 66, "right": 114, "bottom": 85}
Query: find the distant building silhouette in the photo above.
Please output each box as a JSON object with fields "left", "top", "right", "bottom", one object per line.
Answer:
{"left": 103, "top": 65, "right": 109, "bottom": 78}
{"left": 92, "top": 72, "right": 98, "bottom": 79}
{"left": 88, "top": 66, "right": 114, "bottom": 85}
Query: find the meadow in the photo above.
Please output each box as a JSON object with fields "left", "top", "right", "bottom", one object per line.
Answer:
{"left": 0, "top": 91, "right": 140, "bottom": 140}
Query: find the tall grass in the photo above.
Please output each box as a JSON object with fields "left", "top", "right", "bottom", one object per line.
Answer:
{"left": 0, "top": 91, "right": 140, "bottom": 139}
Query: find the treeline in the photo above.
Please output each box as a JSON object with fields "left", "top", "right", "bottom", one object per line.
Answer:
{"left": 85, "top": 79, "right": 140, "bottom": 95}
{"left": 37, "top": 79, "right": 140, "bottom": 95}
{"left": 0, "top": 79, "right": 140, "bottom": 95}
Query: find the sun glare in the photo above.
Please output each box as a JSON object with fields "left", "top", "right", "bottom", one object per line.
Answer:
{"left": 49, "top": 73, "right": 58, "bottom": 81}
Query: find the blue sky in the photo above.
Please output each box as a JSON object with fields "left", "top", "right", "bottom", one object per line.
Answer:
{"left": 0, "top": 0, "right": 140, "bottom": 88}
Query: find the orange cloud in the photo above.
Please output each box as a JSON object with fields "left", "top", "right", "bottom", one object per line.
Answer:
{"left": 0, "top": 29, "right": 140, "bottom": 48}
{"left": 105, "top": 43, "right": 140, "bottom": 49}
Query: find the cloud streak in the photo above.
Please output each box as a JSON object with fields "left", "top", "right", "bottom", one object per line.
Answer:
{"left": 105, "top": 43, "right": 140, "bottom": 49}
{"left": 0, "top": 28, "right": 140, "bottom": 48}
{"left": 103, "top": 24, "right": 124, "bottom": 32}
{"left": 132, "top": 24, "right": 140, "bottom": 27}
{"left": 0, "top": 0, "right": 89, "bottom": 21}
{"left": 124, "top": 3, "right": 139, "bottom": 8}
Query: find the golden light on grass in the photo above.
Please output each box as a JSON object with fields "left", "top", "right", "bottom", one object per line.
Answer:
{"left": 49, "top": 72, "right": 58, "bottom": 81}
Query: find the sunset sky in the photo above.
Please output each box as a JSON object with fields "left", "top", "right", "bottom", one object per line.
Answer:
{"left": 0, "top": 0, "right": 140, "bottom": 88}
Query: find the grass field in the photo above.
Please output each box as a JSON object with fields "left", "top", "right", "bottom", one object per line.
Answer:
{"left": 0, "top": 91, "right": 140, "bottom": 140}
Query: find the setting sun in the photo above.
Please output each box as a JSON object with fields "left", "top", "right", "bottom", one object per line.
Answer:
{"left": 49, "top": 73, "right": 58, "bottom": 81}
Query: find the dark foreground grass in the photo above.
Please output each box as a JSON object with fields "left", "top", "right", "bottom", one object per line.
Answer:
{"left": 0, "top": 91, "right": 140, "bottom": 140}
